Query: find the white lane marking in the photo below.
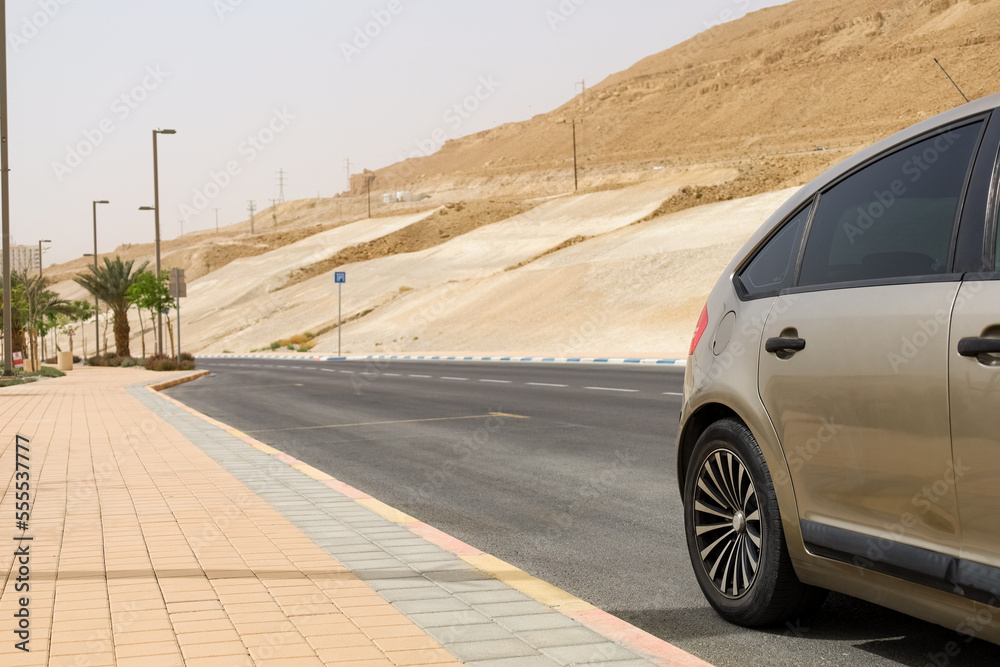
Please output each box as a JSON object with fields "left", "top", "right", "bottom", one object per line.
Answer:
{"left": 409, "top": 374, "right": 432, "bottom": 378}
{"left": 585, "top": 386, "right": 639, "bottom": 393}
{"left": 663, "top": 391, "right": 683, "bottom": 396}
{"left": 441, "top": 377, "right": 469, "bottom": 381}
{"left": 527, "top": 382, "right": 568, "bottom": 388}
{"left": 480, "top": 379, "right": 512, "bottom": 384}
{"left": 305, "top": 367, "right": 318, "bottom": 371}
{"left": 382, "top": 373, "right": 401, "bottom": 377}
{"left": 321, "top": 369, "right": 337, "bottom": 373}
{"left": 340, "top": 370, "right": 355, "bottom": 374}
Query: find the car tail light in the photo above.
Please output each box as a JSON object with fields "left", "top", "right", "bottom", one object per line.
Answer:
{"left": 689, "top": 304, "right": 709, "bottom": 356}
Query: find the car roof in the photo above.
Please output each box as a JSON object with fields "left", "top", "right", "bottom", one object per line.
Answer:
{"left": 723, "top": 90, "right": 1000, "bottom": 281}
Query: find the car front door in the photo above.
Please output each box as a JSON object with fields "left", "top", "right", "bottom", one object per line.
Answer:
{"left": 757, "top": 119, "right": 987, "bottom": 575}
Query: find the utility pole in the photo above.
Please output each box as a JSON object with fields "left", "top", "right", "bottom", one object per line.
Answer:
{"left": 344, "top": 158, "right": 351, "bottom": 193}
{"left": 276, "top": 168, "right": 287, "bottom": 203}
{"left": 270, "top": 198, "right": 278, "bottom": 230}
{"left": 1, "top": 0, "right": 12, "bottom": 375}
{"left": 576, "top": 79, "right": 586, "bottom": 107}
{"left": 366, "top": 173, "right": 372, "bottom": 219}
{"left": 247, "top": 201, "right": 257, "bottom": 234}
{"left": 179, "top": 219, "right": 183, "bottom": 237}
{"left": 214, "top": 208, "right": 220, "bottom": 233}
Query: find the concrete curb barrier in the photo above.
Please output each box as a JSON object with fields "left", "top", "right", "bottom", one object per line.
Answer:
{"left": 146, "top": 369, "right": 211, "bottom": 392}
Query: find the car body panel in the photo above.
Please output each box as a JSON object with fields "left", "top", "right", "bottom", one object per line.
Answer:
{"left": 759, "top": 283, "right": 963, "bottom": 556}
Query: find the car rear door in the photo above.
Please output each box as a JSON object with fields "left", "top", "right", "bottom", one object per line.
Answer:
{"left": 757, "top": 118, "right": 987, "bottom": 577}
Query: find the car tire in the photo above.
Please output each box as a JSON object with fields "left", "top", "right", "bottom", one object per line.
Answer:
{"left": 683, "top": 418, "right": 827, "bottom": 627}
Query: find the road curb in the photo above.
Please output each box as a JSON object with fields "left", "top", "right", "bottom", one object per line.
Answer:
{"left": 196, "top": 352, "right": 688, "bottom": 367}
{"left": 149, "top": 373, "right": 712, "bottom": 667}
{"left": 145, "top": 369, "right": 211, "bottom": 392}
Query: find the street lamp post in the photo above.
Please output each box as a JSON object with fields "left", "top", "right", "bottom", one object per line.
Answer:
{"left": 92, "top": 201, "right": 108, "bottom": 356}
{"left": 37, "top": 238, "right": 51, "bottom": 361}
{"left": 151, "top": 128, "right": 175, "bottom": 354}
{"left": 1, "top": 0, "right": 13, "bottom": 375}
{"left": 37, "top": 239, "right": 50, "bottom": 279}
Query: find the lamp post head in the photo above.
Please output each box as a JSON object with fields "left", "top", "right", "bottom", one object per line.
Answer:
{"left": 94, "top": 200, "right": 109, "bottom": 205}
{"left": 40, "top": 239, "right": 51, "bottom": 243}
{"left": 139, "top": 206, "right": 155, "bottom": 211}
{"left": 156, "top": 129, "right": 177, "bottom": 135}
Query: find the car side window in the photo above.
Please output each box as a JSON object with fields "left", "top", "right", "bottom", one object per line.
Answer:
{"left": 798, "top": 121, "right": 983, "bottom": 288}
{"left": 738, "top": 205, "right": 809, "bottom": 298}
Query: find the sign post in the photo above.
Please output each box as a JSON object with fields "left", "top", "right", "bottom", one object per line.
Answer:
{"left": 335, "top": 272, "right": 346, "bottom": 357}
{"left": 168, "top": 268, "right": 187, "bottom": 365}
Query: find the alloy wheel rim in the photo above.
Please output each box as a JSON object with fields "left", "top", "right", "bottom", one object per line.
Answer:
{"left": 693, "top": 448, "right": 763, "bottom": 599}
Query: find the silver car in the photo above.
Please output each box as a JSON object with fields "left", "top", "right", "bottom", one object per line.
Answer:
{"left": 678, "top": 91, "right": 1000, "bottom": 643}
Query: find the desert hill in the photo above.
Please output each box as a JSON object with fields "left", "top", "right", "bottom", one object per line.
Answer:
{"left": 369, "top": 0, "right": 1000, "bottom": 200}
{"left": 44, "top": 0, "right": 1000, "bottom": 358}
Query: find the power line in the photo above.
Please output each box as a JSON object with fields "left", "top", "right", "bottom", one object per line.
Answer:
{"left": 270, "top": 198, "right": 278, "bottom": 230}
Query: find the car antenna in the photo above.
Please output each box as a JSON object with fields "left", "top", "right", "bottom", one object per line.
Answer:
{"left": 934, "top": 58, "right": 969, "bottom": 103}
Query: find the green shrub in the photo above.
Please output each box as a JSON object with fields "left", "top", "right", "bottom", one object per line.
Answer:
{"left": 143, "top": 353, "right": 196, "bottom": 372}
{"left": 269, "top": 341, "right": 280, "bottom": 350}
{"left": 27, "top": 366, "right": 65, "bottom": 378}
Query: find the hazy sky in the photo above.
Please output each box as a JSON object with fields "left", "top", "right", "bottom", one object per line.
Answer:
{"left": 6, "top": 0, "right": 794, "bottom": 264}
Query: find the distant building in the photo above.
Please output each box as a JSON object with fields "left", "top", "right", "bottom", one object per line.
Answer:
{"left": 11, "top": 245, "right": 38, "bottom": 275}
{"left": 382, "top": 191, "right": 414, "bottom": 204}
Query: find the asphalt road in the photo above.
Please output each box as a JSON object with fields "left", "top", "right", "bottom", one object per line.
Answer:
{"left": 168, "top": 358, "right": 1000, "bottom": 667}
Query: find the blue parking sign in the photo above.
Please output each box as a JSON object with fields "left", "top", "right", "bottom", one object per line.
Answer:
{"left": 335, "top": 272, "right": 346, "bottom": 284}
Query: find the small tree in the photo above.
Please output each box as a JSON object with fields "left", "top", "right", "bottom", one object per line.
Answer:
{"left": 72, "top": 301, "right": 95, "bottom": 356}
{"left": 126, "top": 270, "right": 171, "bottom": 358}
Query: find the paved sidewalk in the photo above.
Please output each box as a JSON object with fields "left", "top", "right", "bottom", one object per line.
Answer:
{"left": 0, "top": 368, "right": 707, "bottom": 667}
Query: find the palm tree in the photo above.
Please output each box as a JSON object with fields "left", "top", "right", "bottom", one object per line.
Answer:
{"left": 74, "top": 257, "right": 148, "bottom": 358}
{"left": 17, "top": 271, "right": 74, "bottom": 366}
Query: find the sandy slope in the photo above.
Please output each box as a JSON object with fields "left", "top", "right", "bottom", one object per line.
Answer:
{"left": 320, "top": 189, "right": 796, "bottom": 359}
{"left": 187, "top": 167, "right": 734, "bottom": 354}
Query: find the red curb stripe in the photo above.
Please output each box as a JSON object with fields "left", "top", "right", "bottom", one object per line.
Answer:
{"left": 566, "top": 608, "right": 715, "bottom": 667}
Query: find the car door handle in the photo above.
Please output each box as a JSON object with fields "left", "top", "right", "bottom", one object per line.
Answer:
{"left": 957, "top": 337, "right": 1000, "bottom": 357}
{"left": 765, "top": 337, "right": 806, "bottom": 354}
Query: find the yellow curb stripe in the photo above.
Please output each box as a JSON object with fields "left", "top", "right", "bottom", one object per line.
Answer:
{"left": 291, "top": 463, "right": 334, "bottom": 481}
{"left": 460, "top": 553, "right": 596, "bottom": 612}
{"left": 357, "top": 498, "right": 418, "bottom": 524}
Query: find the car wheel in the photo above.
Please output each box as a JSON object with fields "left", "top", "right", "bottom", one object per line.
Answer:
{"left": 683, "top": 418, "right": 826, "bottom": 626}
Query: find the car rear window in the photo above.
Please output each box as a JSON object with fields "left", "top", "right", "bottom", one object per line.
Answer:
{"left": 798, "top": 121, "right": 983, "bottom": 287}
{"left": 739, "top": 205, "right": 808, "bottom": 297}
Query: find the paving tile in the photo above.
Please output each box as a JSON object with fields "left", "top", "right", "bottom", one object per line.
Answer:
{"left": 446, "top": 638, "right": 540, "bottom": 662}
